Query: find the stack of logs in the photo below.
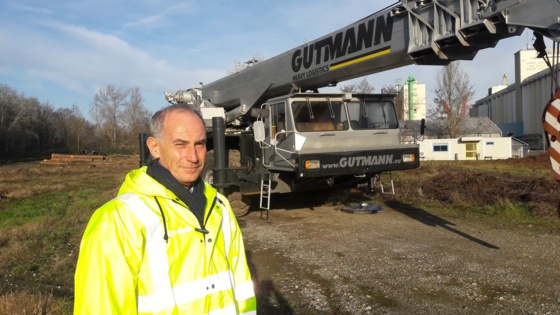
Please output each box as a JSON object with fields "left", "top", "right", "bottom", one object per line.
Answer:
{"left": 40, "top": 153, "right": 105, "bottom": 165}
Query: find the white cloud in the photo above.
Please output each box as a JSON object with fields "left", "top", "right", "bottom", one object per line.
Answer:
{"left": 123, "top": 1, "right": 195, "bottom": 30}
{"left": 6, "top": 3, "right": 52, "bottom": 15}
{"left": 0, "top": 19, "right": 224, "bottom": 110}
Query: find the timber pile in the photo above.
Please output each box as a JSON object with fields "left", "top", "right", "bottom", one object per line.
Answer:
{"left": 40, "top": 153, "right": 105, "bottom": 165}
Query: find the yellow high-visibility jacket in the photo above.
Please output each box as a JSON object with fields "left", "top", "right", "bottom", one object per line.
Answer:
{"left": 74, "top": 167, "right": 257, "bottom": 314}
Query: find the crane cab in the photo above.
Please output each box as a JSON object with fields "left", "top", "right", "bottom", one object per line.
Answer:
{"left": 253, "top": 93, "right": 419, "bottom": 183}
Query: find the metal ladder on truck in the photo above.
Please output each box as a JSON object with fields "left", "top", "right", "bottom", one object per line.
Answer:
{"left": 259, "top": 173, "right": 272, "bottom": 220}
{"left": 371, "top": 172, "right": 395, "bottom": 195}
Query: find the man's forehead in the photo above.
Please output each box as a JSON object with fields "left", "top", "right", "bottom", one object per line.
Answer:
{"left": 170, "top": 134, "right": 207, "bottom": 142}
{"left": 164, "top": 111, "right": 204, "bottom": 128}
{"left": 159, "top": 109, "right": 201, "bottom": 132}
{"left": 164, "top": 108, "right": 202, "bottom": 122}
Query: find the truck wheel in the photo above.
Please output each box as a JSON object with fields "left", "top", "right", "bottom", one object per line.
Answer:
{"left": 202, "top": 151, "right": 252, "bottom": 217}
{"left": 226, "top": 191, "right": 252, "bottom": 217}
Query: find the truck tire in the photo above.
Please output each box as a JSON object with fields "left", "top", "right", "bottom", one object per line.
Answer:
{"left": 225, "top": 191, "right": 252, "bottom": 217}
{"left": 202, "top": 151, "right": 252, "bottom": 217}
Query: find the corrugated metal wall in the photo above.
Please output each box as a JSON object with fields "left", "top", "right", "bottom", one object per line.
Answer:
{"left": 521, "top": 72, "right": 559, "bottom": 135}
{"left": 472, "top": 70, "right": 559, "bottom": 140}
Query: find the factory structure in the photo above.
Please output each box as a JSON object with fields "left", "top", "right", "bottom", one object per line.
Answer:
{"left": 470, "top": 48, "right": 560, "bottom": 151}
{"left": 395, "top": 47, "right": 559, "bottom": 161}
{"left": 399, "top": 75, "right": 427, "bottom": 121}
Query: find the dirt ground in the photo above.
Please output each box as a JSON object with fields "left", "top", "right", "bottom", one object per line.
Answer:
{"left": 241, "top": 198, "right": 560, "bottom": 315}
{"left": 1, "top": 154, "right": 560, "bottom": 314}
{"left": 240, "top": 154, "right": 560, "bottom": 314}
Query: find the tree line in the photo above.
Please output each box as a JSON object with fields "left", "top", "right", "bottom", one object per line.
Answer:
{"left": 1, "top": 62, "right": 475, "bottom": 161}
{"left": 0, "top": 84, "right": 151, "bottom": 161}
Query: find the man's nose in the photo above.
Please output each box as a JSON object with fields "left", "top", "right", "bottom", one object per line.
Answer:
{"left": 185, "top": 145, "right": 199, "bottom": 162}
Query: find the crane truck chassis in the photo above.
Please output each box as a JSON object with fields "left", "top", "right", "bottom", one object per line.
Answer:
{"left": 141, "top": 91, "right": 423, "bottom": 216}
{"left": 142, "top": 0, "right": 560, "bottom": 217}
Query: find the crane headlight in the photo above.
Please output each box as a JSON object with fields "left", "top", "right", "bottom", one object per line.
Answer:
{"left": 305, "top": 160, "right": 321, "bottom": 169}
{"left": 402, "top": 154, "right": 416, "bottom": 163}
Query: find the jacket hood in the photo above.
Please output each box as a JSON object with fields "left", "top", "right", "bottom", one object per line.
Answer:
{"left": 118, "top": 166, "right": 177, "bottom": 200}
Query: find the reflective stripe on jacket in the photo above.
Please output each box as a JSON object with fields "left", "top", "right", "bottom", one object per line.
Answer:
{"left": 74, "top": 167, "right": 257, "bottom": 314}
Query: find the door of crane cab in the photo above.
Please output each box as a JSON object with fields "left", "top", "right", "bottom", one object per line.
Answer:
{"left": 252, "top": 101, "right": 296, "bottom": 169}
{"left": 268, "top": 101, "right": 297, "bottom": 169}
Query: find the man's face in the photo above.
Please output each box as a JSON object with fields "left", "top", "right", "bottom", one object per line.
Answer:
{"left": 148, "top": 109, "right": 207, "bottom": 189}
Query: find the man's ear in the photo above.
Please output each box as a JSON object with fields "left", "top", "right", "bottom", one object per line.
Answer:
{"left": 146, "top": 136, "right": 160, "bottom": 159}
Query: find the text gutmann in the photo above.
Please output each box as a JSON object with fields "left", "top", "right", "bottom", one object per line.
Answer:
{"left": 291, "top": 12, "right": 393, "bottom": 74}
{"left": 323, "top": 155, "right": 400, "bottom": 169}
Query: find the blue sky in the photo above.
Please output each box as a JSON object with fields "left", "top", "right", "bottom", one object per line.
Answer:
{"left": 0, "top": 0, "right": 548, "bottom": 120}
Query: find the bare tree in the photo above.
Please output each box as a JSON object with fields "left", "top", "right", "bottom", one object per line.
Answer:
{"left": 89, "top": 85, "right": 150, "bottom": 152}
{"left": 67, "top": 105, "right": 87, "bottom": 152}
{"left": 340, "top": 77, "right": 375, "bottom": 93}
{"left": 90, "top": 85, "right": 129, "bottom": 150}
{"left": 30, "top": 100, "right": 57, "bottom": 156}
{"left": 430, "top": 61, "right": 475, "bottom": 138}
{"left": 0, "top": 85, "right": 36, "bottom": 156}
{"left": 122, "top": 87, "right": 150, "bottom": 150}
{"left": 0, "top": 85, "right": 18, "bottom": 153}
{"left": 54, "top": 105, "right": 94, "bottom": 153}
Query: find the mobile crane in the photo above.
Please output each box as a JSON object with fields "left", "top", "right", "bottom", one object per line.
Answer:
{"left": 157, "top": 0, "right": 560, "bottom": 217}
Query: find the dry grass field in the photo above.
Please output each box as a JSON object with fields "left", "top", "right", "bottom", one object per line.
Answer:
{"left": 0, "top": 156, "right": 138, "bottom": 314}
{"left": 0, "top": 153, "right": 558, "bottom": 314}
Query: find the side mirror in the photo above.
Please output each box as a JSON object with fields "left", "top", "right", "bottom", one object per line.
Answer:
{"left": 250, "top": 108, "right": 269, "bottom": 118}
{"left": 420, "top": 118, "right": 426, "bottom": 135}
{"left": 253, "top": 121, "right": 265, "bottom": 142}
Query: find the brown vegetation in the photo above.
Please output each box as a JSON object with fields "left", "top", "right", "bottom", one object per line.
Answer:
{"left": 395, "top": 153, "right": 560, "bottom": 219}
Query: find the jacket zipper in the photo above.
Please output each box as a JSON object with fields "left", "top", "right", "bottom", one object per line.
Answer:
{"left": 197, "top": 196, "right": 217, "bottom": 235}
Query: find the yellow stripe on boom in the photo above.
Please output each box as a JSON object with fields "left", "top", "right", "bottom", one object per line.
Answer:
{"left": 330, "top": 48, "right": 391, "bottom": 70}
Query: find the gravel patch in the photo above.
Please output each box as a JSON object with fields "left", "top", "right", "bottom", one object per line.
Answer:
{"left": 241, "top": 201, "right": 560, "bottom": 314}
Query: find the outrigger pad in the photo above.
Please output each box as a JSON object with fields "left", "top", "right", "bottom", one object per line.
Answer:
{"left": 341, "top": 202, "right": 383, "bottom": 214}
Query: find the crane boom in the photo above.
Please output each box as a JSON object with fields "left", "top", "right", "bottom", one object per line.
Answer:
{"left": 166, "top": 0, "right": 560, "bottom": 123}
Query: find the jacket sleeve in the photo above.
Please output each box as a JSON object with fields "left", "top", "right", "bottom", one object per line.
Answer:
{"left": 220, "top": 197, "right": 257, "bottom": 314}
{"left": 74, "top": 199, "right": 143, "bottom": 315}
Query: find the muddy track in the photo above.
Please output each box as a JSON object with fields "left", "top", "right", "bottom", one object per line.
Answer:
{"left": 240, "top": 196, "right": 560, "bottom": 314}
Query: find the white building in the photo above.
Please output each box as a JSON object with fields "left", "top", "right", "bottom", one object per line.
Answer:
{"left": 403, "top": 117, "right": 528, "bottom": 161}
{"left": 418, "top": 137, "right": 528, "bottom": 161}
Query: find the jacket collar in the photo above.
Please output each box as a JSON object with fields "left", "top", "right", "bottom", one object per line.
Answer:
{"left": 146, "top": 159, "right": 207, "bottom": 226}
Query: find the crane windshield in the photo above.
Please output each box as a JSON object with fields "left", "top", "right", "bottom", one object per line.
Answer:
{"left": 290, "top": 98, "right": 399, "bottom": 132}
{"left": 292, "top": 100, "right": 348, "bottom": 132}
{"left": 347, "top": 100, "right": 398, "bottom": 130}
